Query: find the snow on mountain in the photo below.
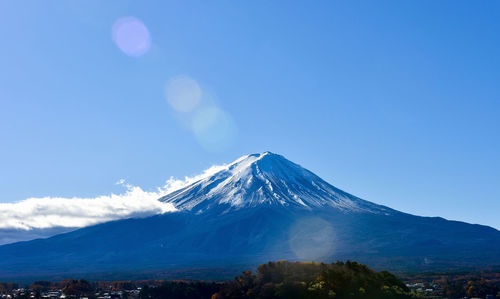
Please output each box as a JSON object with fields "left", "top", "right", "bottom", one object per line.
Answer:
{"left": 0, "top": 151, "right": 499, "bottom": 280}
{"left": 159, "top": 152, "right": 393, "bottom": 215}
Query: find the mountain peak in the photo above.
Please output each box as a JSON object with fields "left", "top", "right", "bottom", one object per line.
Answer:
{"left": 225, "top": 151, "right": 294, "bottom": 177}
{"left": 159, "top": 152, "right": 391, "bottom": 215}
{"left": 229, "top": 151, "right": 281, "bottom": 166}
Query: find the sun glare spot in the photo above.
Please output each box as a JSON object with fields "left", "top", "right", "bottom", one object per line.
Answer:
{"left": 165, "top": 76, "right": 202, "bottom": 112}
{"left": 112, "top": 16, "right": 151, "bottom": 57}
{"left": 191, "top": 106, "right": 237, "bottom": 152}
{"left": 289, "top": 217, "right": 335, "bottom": 261}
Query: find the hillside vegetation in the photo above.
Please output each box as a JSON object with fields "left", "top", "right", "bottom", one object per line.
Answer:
{"left": 140, "top": 261, "right": 427, "bottom": 299}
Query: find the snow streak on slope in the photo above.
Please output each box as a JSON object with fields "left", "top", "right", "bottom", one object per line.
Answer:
{"left": 159, "top": 152, "right": 394, "bottom": 215}
{"left": 0, "top": 152, "right": 390, "bottom": 236}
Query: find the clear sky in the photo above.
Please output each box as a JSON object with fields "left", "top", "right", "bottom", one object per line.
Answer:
{"left": 0, "top": 1, "right": 499, "bottom": 229}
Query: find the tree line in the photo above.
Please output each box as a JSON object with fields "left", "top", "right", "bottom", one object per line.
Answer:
{"left": 139, "top": 261, "right": 428, "bottom": 299}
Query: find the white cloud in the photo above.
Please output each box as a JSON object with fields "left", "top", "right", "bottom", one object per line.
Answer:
{"left": 0, "top": 164, "right": 229, "bottom": 231}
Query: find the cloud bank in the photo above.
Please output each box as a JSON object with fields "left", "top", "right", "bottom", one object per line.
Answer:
{"left": 0, "top": 164, "right": 228, "bottom": 231}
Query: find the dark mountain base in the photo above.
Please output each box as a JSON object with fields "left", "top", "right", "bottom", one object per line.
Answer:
{"left": 0, "top": 206, "right": 498, "bottom": 281}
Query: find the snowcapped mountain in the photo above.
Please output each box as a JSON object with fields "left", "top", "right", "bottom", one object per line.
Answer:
{"left": 159, "top": 152, "right": 391, "bottom": 214}
{"left": 0, "top": 152, "right": 498, "bottom": 281}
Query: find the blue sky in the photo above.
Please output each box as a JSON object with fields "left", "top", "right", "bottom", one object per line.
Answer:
{"left": 0, "top": 1, "right": 499, "bottom": 229}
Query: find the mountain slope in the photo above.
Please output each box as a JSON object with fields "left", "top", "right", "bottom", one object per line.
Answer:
{"left": 0, "top": 152, "right": 498, "bottom": 281}
{"left": 0, "top": 226, "right": 77, "bottom": 245}
{"left": 159, "top": 152, "right": 392, "bottom": 214}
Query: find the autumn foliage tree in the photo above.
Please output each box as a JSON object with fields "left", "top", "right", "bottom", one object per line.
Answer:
{"left": 59, "top": 279, "right": 94, "bottom": 297}
{"left": 214, "top": 261, "right": 422, "bottom": 299}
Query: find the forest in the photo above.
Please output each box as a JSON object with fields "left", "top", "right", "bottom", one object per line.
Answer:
{"left": 2, "top": 261, "right": 499, "bottom": 298}
{"left": 139, "top": 261, "right": 427, "bottom": 299}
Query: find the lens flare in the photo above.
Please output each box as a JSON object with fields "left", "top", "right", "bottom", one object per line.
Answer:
{"left": 289, "top": 217, "right": 335, "bottom": 261}
{"left": 112, "top": 17, "right": 151, "bottom": 57}
{"left": 192, "top": 106, "right": 237, "bottom": 152}
{"left": 165, "top": 76, "right": 202, "bottom": 112}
